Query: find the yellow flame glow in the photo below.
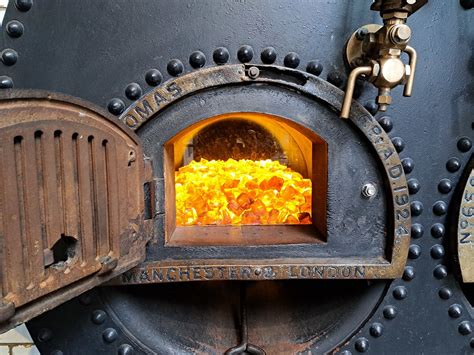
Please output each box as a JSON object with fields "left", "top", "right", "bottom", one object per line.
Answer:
{"left": 175, "top": 159, "right": 312, "bottom": 226}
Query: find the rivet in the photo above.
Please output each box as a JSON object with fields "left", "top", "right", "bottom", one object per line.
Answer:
{"left": 431, "top": 223, "right": 445, "bottom": 238}
{"left": 118, "top": 344, "right": 134, "bottom": 355}
{"left": 327, "top": 71, "right": 344, "bottom": 88}
{"left": 125, "top": 83, "right": 142, "bottom": 100}
{"left": 340, "top": 350, "right": 352, "bottom": 355}
{"left": 284, "top": 52, "right": 300, "bottom": 68}
{"left": 433, "top": 201, "right": 448, "bottom": 216}
{"left": 433, "top": 264, "right": 448, "bottom": 279}
{"left": 254, "top": 268, "right": 262, "bottom": 276}
{"left": 364, "top": 101, "right": 378, "bottom": 115}
{"left": 107, "top": 98, "right": 125, "bottom": 116}
{"left": 167, "top": 59, "right": 184, "bottom": 76}
{"left": 448, "top": 304, "right": 463, "bottom": 318}
{"left": 102, "top": 328, "right": 118, "bottom": 344}
{"left": 430, "top": 244, "right": 444, "bottom": 259}
{"left": 407, "top": 178, "right": 420, "bottom": 195}
{"left": 0, "top": 76, "right": 13, "bottom": 89}
{"left": 411, "top": 223, "right": 424, "bottom": 239}
{"left": 369, "top": 323, "right": 384, "bottom": 338}
{"left": 377, "top": 116, "right": 393, "bottom": 132}
{"left": 37, "top": 328, "right": 53, "bottom": 342}
{"left": 446, "top": 158, "right": 461, "bottom": 172}
{"left": 401, "top": 158, "right": 414, "bottom": 174}
{"left": 470, "top": 338, "right": 474, "bottom": 348}
{"left": 403, "top": 266, "right": 415, "bottom": 281}
{"left": 438, "top": 179, "right": 453, "bottom": 194}
{"left": 306, "top": 60, "right": 323, "bottom": 76}
{"left": 189, "top": 51, "right": 206, "bottom": 69}
{"left": 457, "top": 137, "right": 472, "bottom": 152}
{"left": 79, "top": 293, "right": 93, "bottom": 305}
{"left": 459, "top": 321, "right": 473, "bottom": 335}
{"left": 91, "top": 310, "right": 107, "bottom": 325}
{"left": 261, "top": 47, "right": 277, "bottom": 64}
{"left": 383, "top": 305, "right": 397, "bottom": 320}
{"left": 15, "top": 0, "right": 33, "bottom": 12}
{"left": 393, "top": 286, "right": 408, "bottom": 300}
{"left": 361, "top": 183, "right": 377, "bottom": 199}
{"left": 6, "top": 20, "right": 24, "bottom": 38}
{"left": 408, "top": 244, "right": 421, "bottom": 259}
{"left": 355, "top": 27, "right": 369, "bottom": 40}
{"left": 391, "top": 137, "right": 405, "bottom": 153}
{"left": 213, "top": 47, "right": 229, "bottom": 65}
{"left": 461, "top": 0, "right": 474, "bottom": 9}
{"left": 354, "top": 337, "right": 369, "bottom": 353}
{"left": 1, "top": 49, "right": 18, "bottom": 66}
{"left": 237, "top": 45, "right": 254, "bottom": 63}
{"left": 438, "top": 287, "right": 452, "bottom": 300}
{"left": 410, "top": 201, "right": 423, "bottom": 216}
{"left": 145, "top": 69, "right": 162, "bottom": 87}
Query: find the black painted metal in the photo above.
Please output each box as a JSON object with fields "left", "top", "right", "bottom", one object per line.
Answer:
{"left": 0, "top": 0, "right": 471, "bottom": 353}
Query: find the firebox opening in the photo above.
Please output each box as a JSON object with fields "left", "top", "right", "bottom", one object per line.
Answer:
{"left": 164, "top": 112, "right": 327, "bottom": 246}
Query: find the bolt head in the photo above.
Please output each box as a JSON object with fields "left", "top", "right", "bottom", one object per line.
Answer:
{"left": 248, "top": 66, "right": 260, "bottom": 79}
{"left": 394, "top": 25, "right": 412, "bottom": 42}
{"left": 362, "top": 183, "right": 377, "bottom": 198}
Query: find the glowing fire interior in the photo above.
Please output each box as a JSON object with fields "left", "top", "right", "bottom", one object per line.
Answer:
{"left": 175, "top": 159, "right": 312, "bottom": 225}
{"left": 170, "top": 113, "right": 317, "bottom": 228}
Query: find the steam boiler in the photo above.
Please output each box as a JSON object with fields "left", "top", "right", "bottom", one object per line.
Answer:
{"left": 0, "top": 0, "right": 472, "bottom": 353}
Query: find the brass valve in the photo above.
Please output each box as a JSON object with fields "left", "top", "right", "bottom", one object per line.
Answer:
{"left": 340, "top": 0, "right": 427, "bottom": 119}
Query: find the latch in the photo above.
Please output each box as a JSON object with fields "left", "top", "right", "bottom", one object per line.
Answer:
{"left": 340, "top": 0, "right": 428, "bottom": 119}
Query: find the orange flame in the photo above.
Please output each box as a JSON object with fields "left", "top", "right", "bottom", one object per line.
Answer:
{"left": 175, "top": 159, "right": 312, "bottom": 226}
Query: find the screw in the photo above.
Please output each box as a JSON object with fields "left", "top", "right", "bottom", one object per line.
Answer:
{"left": 362, "top": 183, "right": 377, "bottom": 199}
{"left": 248, "top": 66, "right": 260, "bottom": 79}
{"left": 355, "top": 27, "right": 369, "bottom": 40}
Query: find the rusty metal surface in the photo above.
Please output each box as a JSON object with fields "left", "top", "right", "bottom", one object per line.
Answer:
{"left": 457, "top": 156, "right": 474, "bottom": 282}
{"left": 0, "top": 91, "right": 152, "bottom": 332}
{"left": 110, "top": 64, "right": 411, "bottom": 285}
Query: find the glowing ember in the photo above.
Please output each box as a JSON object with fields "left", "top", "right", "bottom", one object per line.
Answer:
{"left": 175, "top": 159, "right": 312, "bottom": 226}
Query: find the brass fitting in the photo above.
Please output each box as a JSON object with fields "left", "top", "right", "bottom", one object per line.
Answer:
{"left": 340, "top": 0, "right": 426, "bottom": 119}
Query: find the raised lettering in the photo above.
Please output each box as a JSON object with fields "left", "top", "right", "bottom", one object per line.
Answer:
{"left": 166, "top": 267, "right": 176, "bottom": 281}
{"left": 134, "top": 99, "right": 154, "bottom": 119}
{"left": 389, "top": 164, "right": 403, "bottom": 179}
{"left": 355, "top": 266, "right": 366, "bottom": 278}
{"left": 166, "top": 82, "right": 182, "bottom": 97}
{"left": 395, "top": 193, "right": 409, "bottom": 206}
{"left": 461, "top": 232, "right": 473, "bottom": 244}
{"left": 192, "top": 267, "right": 202, "bottom": 280}
{"left": 152, "top": 268, "right": 164, "bottom": 282}
{"left": 154, "top": 92, "right": 167, "bottom": 106}
{"left": 123, "top": 114, "right": 138, "bottom": 129}
{"left": 341, "top": 267, "right": 351, "bottom": 277}
{"left": 240, "top": 267, "right": 251, "bottom": 279}
{"left": 179, "top": 267, "right": 190, "bottom": 281}
{"left": 396, "top": 208, "right": 410, "bottom": 220}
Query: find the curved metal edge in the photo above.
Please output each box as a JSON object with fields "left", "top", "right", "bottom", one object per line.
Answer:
{"left": 115, "top": 64, "right": 410, "bottom": 282}
{"left": 0, "top": 89, "right": 142, "bottom": 145}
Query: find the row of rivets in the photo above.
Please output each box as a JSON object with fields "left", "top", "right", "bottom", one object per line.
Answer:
{"left": 0, "top": 1, "right": 33, "bottom": 86}
{"left": 106, "top": 46, "right": 338, "bottom": 115}
{"left": 435, "top": 137, "right": 473, "bottom": 345}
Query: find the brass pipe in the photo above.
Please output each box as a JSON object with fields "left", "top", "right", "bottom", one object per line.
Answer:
{"left": 340, "top": 66, "right": 373, "bottom": 119}
{"left": 403, "top": 45, "right": 417, "bottom": 97}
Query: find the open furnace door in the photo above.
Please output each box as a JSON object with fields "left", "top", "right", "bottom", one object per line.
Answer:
{"left": 0, "top": 91, "right": 153, "bottom": 333}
